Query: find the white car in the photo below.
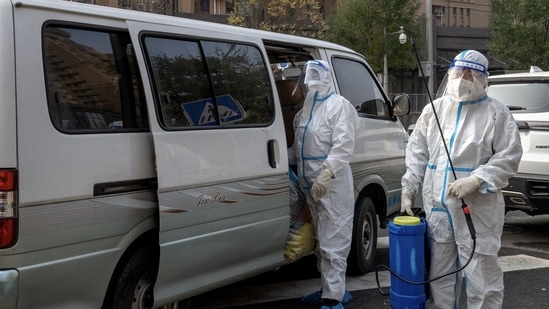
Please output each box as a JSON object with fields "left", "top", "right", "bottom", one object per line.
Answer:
{"left": 487, "top": 68, "right": 549, "bottom": 215}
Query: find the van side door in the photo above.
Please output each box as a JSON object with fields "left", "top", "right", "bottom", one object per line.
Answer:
{"left": 127, "top": 22, "right": 290, "bottom": 305}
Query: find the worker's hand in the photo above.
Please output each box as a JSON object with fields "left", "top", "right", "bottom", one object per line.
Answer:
{"left": 311, "top": 167, "right": 333, "bottom": 200}
{"left": 400, "top": 193, "right": 414, "bottom": 216}
{"left": 448, "top": 175, "right": 482, "bottom": 199}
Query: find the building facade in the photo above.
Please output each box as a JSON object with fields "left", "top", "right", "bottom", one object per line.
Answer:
{"left": 419, "top": 0, "right": 499, "bottom": 72}
{"left": 422, "top": 0, "right": 491, "bottom": 28}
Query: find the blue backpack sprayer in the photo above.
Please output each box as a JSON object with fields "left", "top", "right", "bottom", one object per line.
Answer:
{"left": 374, "top": 36, "right": 478, "bottom": 309}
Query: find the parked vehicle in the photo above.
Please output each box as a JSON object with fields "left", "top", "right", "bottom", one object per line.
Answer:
{"left": 487, "top": 68, "right": 549, "bottom": 215}
{"left": 0, "top": 0, "right": 410, "bottom": 308}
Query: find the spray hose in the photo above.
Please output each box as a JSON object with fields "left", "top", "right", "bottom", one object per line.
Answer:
{"left": 374, "top": 36, "right": 477, "bottom": 296}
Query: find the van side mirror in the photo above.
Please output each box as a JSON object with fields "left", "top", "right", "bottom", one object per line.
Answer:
{"left": 392, "top": 94, "right": 411, "bottom": 116}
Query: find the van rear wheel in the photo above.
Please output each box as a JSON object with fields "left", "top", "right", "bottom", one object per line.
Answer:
{"left": 347, "top": 196, "right": 377, "bottom": 275}
{"left": 104, "top": 245, "right": 156, "bottom": 309}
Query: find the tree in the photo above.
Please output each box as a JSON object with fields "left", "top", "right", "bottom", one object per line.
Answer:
{"left": 490, "top": 0, "right": 549, "bottom": 70}
{"left": 324, "top": 0, "right": 421, "bottom": 74}
{"left": 228, "top": 0, "right": 327, "bottom": 39}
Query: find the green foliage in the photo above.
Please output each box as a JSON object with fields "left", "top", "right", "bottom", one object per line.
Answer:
{"left": 228, "top": 0, "right": 326, "bottom": 38}
{"left": 490, "top": 0, "right": 549, "bottom": 70}
{"left": 324, "top": 0, "right": 422, "bottom": 74}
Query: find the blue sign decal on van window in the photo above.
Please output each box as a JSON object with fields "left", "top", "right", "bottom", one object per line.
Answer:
{"left": 181, "top": 94, "right": 245, "bottom": 126}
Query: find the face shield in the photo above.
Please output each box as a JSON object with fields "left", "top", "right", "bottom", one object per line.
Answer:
{"left": 292, "top": 60, "right": 333, "bottom": 97}
{"left": 436, "top": 50, "right": 489, "bottom": 102}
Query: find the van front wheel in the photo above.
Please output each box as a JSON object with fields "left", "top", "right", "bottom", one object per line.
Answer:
{"left": 347, "top": 196, "right": 377, "bottom": 275}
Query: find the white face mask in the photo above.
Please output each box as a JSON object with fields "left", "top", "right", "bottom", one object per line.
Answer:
{"left": 449, "top": 78, "right": 474, "bottom": 100}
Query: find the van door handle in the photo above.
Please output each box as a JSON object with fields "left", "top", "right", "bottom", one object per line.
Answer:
{"left": 93, "top": 178, "right": 157, "bottom": 196}
{"left": 267, "top": 139, "right": 277, "bottom": 168}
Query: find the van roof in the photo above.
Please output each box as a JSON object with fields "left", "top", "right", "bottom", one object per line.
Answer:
{"left": 15, "top": 0, "right": 358, "bottom": 55}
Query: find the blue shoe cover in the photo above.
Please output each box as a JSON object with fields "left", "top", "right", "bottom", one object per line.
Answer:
{"left": 301, "top": 290, "right": 323, "bottom": 305}
{"left": 342, "top": 290, "right": 352, "bottom": 304}
{"left": 320, "top": 303, "right": 344, "bottom": 309}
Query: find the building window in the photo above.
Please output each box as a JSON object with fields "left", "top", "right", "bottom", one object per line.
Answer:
{"left": 195, "top": 0, "right": 209, "bottom": 13}
{"left": 433, "top": 5, "right": 445, "bottom": 16}
{"left": 226, "top": 0, "right": 234, "bottom": 13}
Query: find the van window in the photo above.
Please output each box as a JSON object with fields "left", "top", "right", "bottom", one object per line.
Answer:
{"left": 142, "top": 36, "right": 273, "bottom": 128}
{"left": 332, "top": 57, "right": 389, "bottom": 118}
{"left": 43, "top": 25, "right": 148, "bottom": 132}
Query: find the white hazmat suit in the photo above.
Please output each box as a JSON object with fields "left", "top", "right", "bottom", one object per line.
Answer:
{"left": 288, "top": 60, "right": 358, "bottom": 308}
{"left": 401, "top": 50, "right": 522, "bottom": 308}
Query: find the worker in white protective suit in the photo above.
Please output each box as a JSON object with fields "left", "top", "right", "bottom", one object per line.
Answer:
{"left": 288, "top": 60, "right": 358, "bottom": 309}
{"left": 401, "top": 50, "right": 522, "bottom": 308}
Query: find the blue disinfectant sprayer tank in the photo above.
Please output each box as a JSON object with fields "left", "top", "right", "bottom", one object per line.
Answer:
{"left": 388, "top": 216, "right": 426, "bottom": 309}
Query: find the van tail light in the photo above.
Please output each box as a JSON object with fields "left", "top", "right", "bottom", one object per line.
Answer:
{"left": 0, "top": 170, "right": 17, "bottom": 248}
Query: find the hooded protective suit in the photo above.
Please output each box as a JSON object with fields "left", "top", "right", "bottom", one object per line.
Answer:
{"left": 401, "top": 50, "right": 522, "bottom": 308}
{"left": 288, "top": 60, "right": 358, "bottom": 306}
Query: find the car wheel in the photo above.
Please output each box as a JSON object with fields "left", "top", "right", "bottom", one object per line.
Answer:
{"left": 105, "top": 245, "right": 156, "bottom": 309}
{"left": 347, "top": 196, "right": 377, "bottom": 275}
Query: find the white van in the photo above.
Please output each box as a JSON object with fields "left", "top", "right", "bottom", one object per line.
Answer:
{"left": 0, "top": 0, "right": 410, "bottom": 308}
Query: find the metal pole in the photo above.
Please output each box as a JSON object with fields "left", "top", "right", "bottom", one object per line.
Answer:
{"left": 383, "top": 0, "right": 388, "bottom": 92}
{"left": 383, "top": 26, "right": 388, "bottom": 92}
{"left": 426, "top": 0, "right": 434, "bottom": 95}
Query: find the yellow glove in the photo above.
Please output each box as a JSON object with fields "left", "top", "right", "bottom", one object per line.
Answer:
{"left": 311, "top": 167, "right": 333, "bottom": 200}
{"left": 448, "top": 175, "right": 482, "bottom": 199}
{"left": 401, "top": 193, "right": 414, "bottom": 216}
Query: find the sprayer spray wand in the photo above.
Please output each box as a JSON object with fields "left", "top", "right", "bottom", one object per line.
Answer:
{"left": 408, "top": 35, "right": 477, "bottom": 241}
{"left": 375, "top": 36, "right": 477, "bottom": 295}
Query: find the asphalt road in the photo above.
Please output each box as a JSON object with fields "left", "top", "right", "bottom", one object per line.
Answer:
{"left": 190, "top": 211, "right": 549, "bottom": 309}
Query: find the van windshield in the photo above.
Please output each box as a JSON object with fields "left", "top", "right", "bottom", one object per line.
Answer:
{"left": 487, "top": 83, "right": 549, "bottom": 113}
